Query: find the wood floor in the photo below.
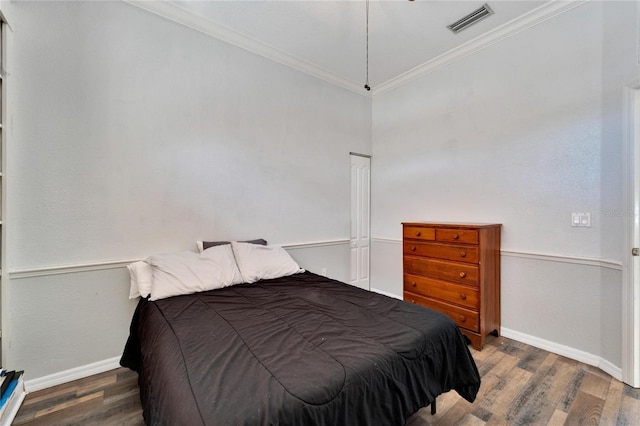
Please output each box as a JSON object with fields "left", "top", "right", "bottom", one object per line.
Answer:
{"left": 13, "top": 336, "right": 640, "bottom": 425}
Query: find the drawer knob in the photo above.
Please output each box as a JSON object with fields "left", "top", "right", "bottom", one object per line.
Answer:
{"left": 460, "top": 251, "right": 466, "bottom": 258}
{"left": 459, "top": 315, "right": 466, "bottom": 322}
{"left": 459, "top": 272, "right": 466, "bottom": 278}
{"left": 460, "top": 293, "right": 467, "bottom": 300}
{"left": 411, "top": 281, "right": 417, "bottom": 287}
{"left": 411, "top": 246, "right": 416, "bottom": 251}
{"left": 411, "top": 299, "right": 416, "bottom": 304}
{"left": 453, "top": 233, "right": 459, "bottom": 239}
{"left": 415, "top": 231, "right": 422, "bottom": 237}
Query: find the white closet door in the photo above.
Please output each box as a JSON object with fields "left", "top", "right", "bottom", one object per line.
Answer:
{"left": 350, "top": 154, "right": 370, "bottom": 290}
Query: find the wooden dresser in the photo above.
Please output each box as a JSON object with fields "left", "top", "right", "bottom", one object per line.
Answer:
{"left": 402, "top": 222, "right": 501, "bottom": 350}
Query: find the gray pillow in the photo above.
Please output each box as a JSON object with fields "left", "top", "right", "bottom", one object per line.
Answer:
{"left": 202, "top": 239, "right": 267, "bottom": 251}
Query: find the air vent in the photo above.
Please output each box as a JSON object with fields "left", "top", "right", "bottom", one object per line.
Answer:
{"left": 447, "top": 3, "right": 494, "bottom": 34}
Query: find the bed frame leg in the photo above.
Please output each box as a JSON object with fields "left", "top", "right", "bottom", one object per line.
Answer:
{"left": 430, "top": 398, "right": 436, "bottom": 415}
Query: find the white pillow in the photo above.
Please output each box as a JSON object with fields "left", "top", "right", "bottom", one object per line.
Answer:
{"left": 127, "top": 261, "right": 153, "bottom": 299}
{"left": 201, "top": 244, "right": 244, "bottom": 286}
{"left": 147, "top": 245, "right": 243, "bottom": 301}
{"left": 231, "top": 241, "right": 304, "bottom": 284}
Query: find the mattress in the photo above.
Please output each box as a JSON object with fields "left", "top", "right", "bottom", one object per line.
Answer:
{"left": 121, "top": 271, "right": 480, "bottom": 425}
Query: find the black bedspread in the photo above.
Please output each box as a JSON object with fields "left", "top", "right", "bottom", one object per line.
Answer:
{"left": 121, "top": 271, "right": 480, "bottom": 426}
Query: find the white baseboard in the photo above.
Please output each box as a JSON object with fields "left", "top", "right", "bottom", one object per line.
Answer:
{"left": 599, "top": 357, "right": 624, "bottom": 381}
{"left": 368, "top": 290, "right": 624, "bottom": 380}
{"left": 24, "top": 356, "right": 122, "bottom": 393}
{"left": 501, "top": 327, "right": 622, "bottom": 381}
{"left": 370, "top": 288, "right": 402, "bottom": 300}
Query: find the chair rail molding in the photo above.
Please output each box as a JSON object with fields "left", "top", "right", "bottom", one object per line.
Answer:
{"left": 9, "top": 239, "right": 350, "bottom": 280}
{"left": 371, "top": 237, "right": 622, "bottom": 271}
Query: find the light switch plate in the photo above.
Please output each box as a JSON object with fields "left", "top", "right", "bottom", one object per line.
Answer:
{"left": 571, "top": 212, "right": 591, "bottom": 227}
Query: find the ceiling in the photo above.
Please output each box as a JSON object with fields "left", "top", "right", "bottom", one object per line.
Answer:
{"left": 168, "top": 0, "right": 546, "bottom": 88}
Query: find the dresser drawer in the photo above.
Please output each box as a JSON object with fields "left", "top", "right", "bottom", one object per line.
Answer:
{"left": 404, "top": 274, "right": 479, "bottom": 309}
{"left": 404, "top": 292, "right": 480, "bottom": 333}
{"left": 403, "top": 242, "right": 479, "bottom": 264}
{"left": 403, "top": 226, "right": 435, "bottom": 241}
{"left": 404, "top": 256, "right": 479, "bottom": 286}
{"left": 436, "top": 228, "right": 479, "bottom": 245}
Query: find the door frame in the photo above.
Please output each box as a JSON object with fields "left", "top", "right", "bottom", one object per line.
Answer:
{"left": 623, "top": 82, "right": 640, "bottom": 387}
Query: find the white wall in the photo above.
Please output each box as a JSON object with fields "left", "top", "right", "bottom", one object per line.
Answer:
{"left": 371, "top": 0, "right": 638, "bottom": 370}
{"left": 372, "top": 2, "right": 602, "bottom": 254}
{"left": 5, "top": 1, "right": 371, "bottom": 380}
{"left": 11, "top": 1, "right": 371, "bottom": 267}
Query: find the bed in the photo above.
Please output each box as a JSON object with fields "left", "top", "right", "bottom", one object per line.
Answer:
{"left": 121, "top": 270, "right": 481, "bottom": 425}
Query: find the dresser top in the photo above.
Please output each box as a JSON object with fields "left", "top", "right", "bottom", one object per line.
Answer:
{"left": 402, "top": 222, "right": 502, "bottom": 229}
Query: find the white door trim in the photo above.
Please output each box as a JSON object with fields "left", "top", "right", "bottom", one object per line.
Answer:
{"left": 623, "top": 81, "right": 640, "bottom": 387}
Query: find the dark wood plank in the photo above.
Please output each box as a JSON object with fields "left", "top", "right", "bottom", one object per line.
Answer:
{"left": 617, "top": 388, "right": 640, "bottom": 425}
{"left": 515, "top": 345, "right": 549, "bottom": 373}
{"left": 564, "top": 390, "right": 604, "bottom": 425}
{"left": 600, "top": 378, "right": 624, "bottom": 425}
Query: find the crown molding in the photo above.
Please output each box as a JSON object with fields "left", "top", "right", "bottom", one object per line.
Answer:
{"left": 124, "top": 0, "right": 587, "bottom": 98}
{"left": 372, "top": 0, "right": 590, "bottom": 96}
{"left": 123, "top": 0, "right": 366, "bottom": 96}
